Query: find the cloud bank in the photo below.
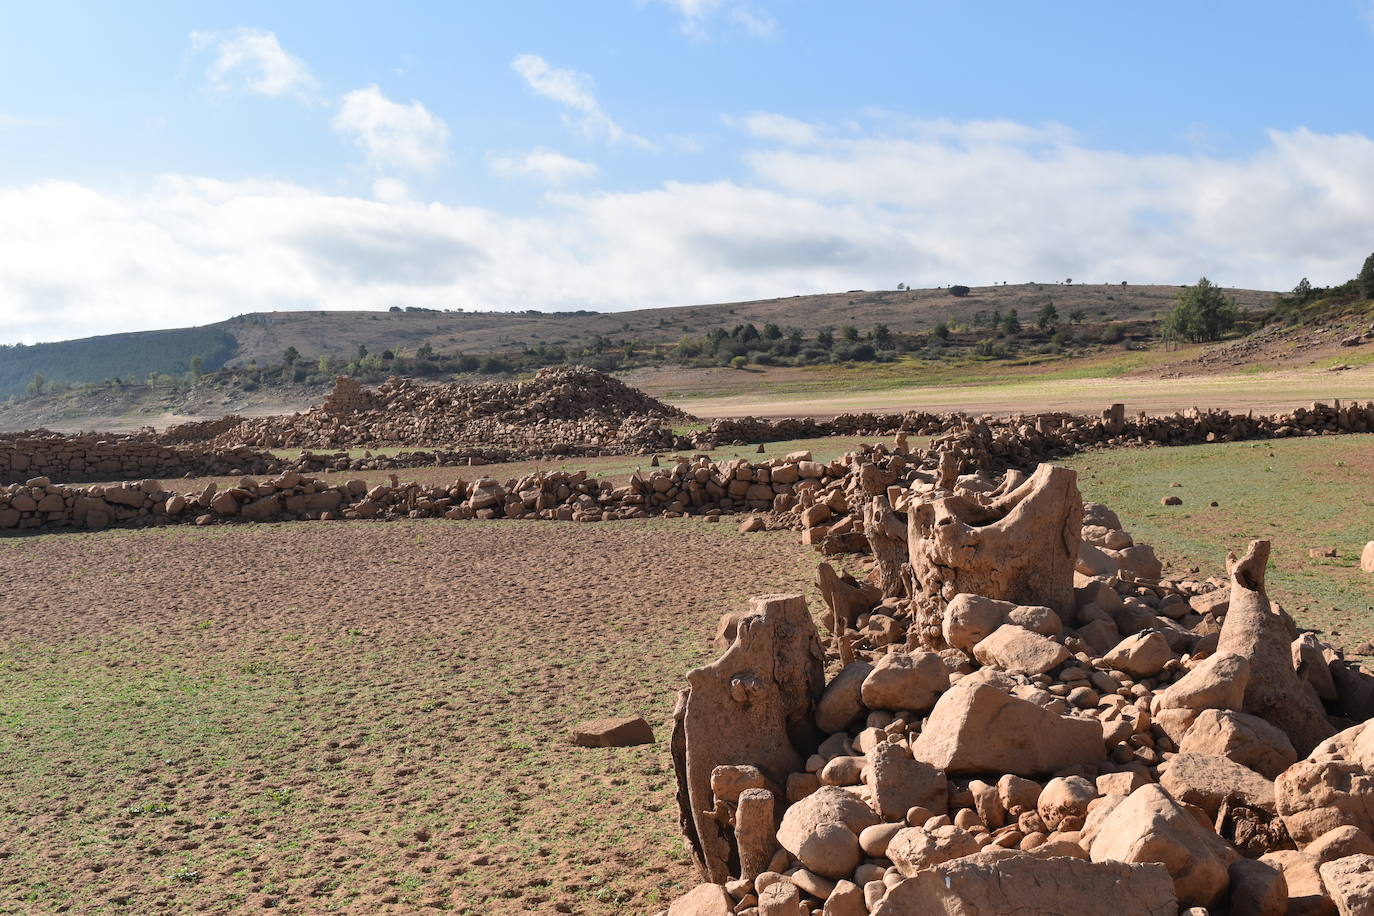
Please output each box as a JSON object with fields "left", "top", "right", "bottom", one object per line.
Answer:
{"left": 3, "top": 120, "right": 1373, "bottom": 344}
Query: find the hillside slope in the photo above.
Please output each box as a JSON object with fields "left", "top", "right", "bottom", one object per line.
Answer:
{"left": 0, "top": 283, "right": 1277, "bottom": 399}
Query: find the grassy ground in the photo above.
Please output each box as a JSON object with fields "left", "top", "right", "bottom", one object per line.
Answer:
{"left": 0, "top": 520, "right": 827, "bottom": 915}
{"left": 1065, "top": 435, "right": 1374, "bottom": 648}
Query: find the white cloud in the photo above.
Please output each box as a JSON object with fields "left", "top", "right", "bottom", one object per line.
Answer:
{"left": 737, "top": 112, "right": 820, "bottom": 146}
{"left": 189, "top": 27, "right": 318, "bottom": 99}
{"left": 488, "top": 148, "right": 599, "bottom": 184}
{"left": 650, "top": 0, "right": 776, "bottom": 37}
{"left": 510, "top": 54, "right": 651, "bottom": 148}
{"left": 332, "top": 85, "right": 450, "bottom": 171}
{"left": 371, "top": 177, "right": 410, "bottom": 203}
{"left": 3, "top": 122, "right": 1374, "bottom": 345}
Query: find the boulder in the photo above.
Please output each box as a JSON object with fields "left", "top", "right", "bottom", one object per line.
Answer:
{"left": 667, "top": 883, "right": 734, "bottom": 916}
{"left": 571, "top": 716, "right": 654, "bottom": 747}
{"left": 942, "top": 594, "right": 1017, "bottom": 651}
{"left": 776, "top": 786, "right": 879, "bottom": 880}
{"left": 1226, "top": 857, "right": 1288, "bottom": 916}
{"left": 1158, "top": 753, "right": 1276, "bottom": 816}
{"left": 1103, "top": 631, "right": 1174, "bottom": 678}
{"left": 1319, "top": 854, "right": 1374, "bottom": 915}
{"left": 815, "top": 661, "right": 873, "bottom": 734}
{"left": 1152, "top": 652, "right": 1250, "bottom": 714}
{"left": 859, "top": 651, "right": 948, "bottom": 713}
{"left": 1089, "top": 783, "right": 1240, "bottom": 907}
{"left": 885, "top": 824, "right": 981, "bottom": 877}
{"left": 1038, "top": 775, "right": 1098, "bottom": 831}
{"left": 1177, "top": 709, "right": 1297, "bottom": 780}
{"left": 913, "top": 680, "right": 1106, "bottom": 776}
{"left": 864, "top": 740, "right": 947, "bottom": 821}
{"left": 871, "top": 848, "right": 1177, "bottom": 916}
{"left": 1275, "top": 759, "right": 1374, "bottom": 847}
{"left": 972, "top": 624, "right": 1069, "bottom": 675}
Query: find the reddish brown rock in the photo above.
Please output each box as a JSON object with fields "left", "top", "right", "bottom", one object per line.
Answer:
{"left": 571, "top": 716, "right": 655, "bottom": 748}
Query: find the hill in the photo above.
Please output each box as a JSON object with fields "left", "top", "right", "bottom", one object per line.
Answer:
{"left": 0, "top": 282, "right": 1278, "bottom": 401}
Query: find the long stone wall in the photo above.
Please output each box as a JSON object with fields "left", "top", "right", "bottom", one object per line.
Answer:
{"left": 0, "top": 433, "right": 284, "bottom": 485}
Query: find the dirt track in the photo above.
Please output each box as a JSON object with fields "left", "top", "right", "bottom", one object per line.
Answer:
{"left": 0, "top": 519, "right": 819, "bottom": 914}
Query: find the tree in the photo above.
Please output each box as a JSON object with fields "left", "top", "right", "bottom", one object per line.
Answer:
{"left": 949, "top": 285, "right": 971, "bottom": 297}
{"left": 1065, "top": 278, "right": 1073, "bottom": 285}
{"left": 816, "top": 328, "right": 834, "bottom": 348}
{"left": 26, "top": 372, "right": 44, "bottom": 396}
{"left": 1161, "top": 277, "right": 1238, "bottom": 343}
{"left": 356, "top": 344, "right": 368, "bottom": 360}
{"left": 190, "top": 356, "right": 204, "bottom": 378}
{"left": 1000, "top": 309, "right": 1021, "bottom": 334}
{"left": 762, "top": 322, "right": 782, "bottom": 341}
{"left": 896, "top": 282, "right": 906, "bottom": 291}
{"left": 1292, "top": 277, "right": 1313, "bottom": 301}
{"left": 317, "top": 355, "right": 331, "bottom": 375}
{"left": 932, "top": 321, "right": 950, "bottom": 340}
{"left": 416, "top": 342, "right": 434, "bottom": 360}
{"left": 841, "top": 324, "right": 859, "bottom": 342}
{"left": 283, "top": 346, "right": 300, "bottom": 366}
{"left": 1068, "top": 309, "right": 1087, "bottom": 324}
{"left": 873, "top": 324, "right": 893, "bottom": 349}
{"left": 1359, "top": 252, "right": 1374, "bottom": 299}
{"left": 1035, "top": 302, "right": 1059, "bottom": 330}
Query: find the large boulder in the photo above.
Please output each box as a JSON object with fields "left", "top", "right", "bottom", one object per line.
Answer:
{"left": 1319, "top": 853, "right": 1374, "bottom": 915}
{"left": 1103, "top": 631, "right": 1174, "bottom": 678}
{"left": 860, "top": 651, "right": 948, "bottom": 712}
{"left": 971, "top": 624, "right": 1069, "bottom": 675}
{"left": 871, "top": 847, "right": 1177, "bottom": 916}
{"left": 865, "top": 740, "right": 946, "bottom": 821}
{"left": 776, "top": 786, "right": 880, "bottom": 880}
{"left": 885, "top": 824, "right": 981, "bottom": 877}
{"left": 941, "top": 594, "right": 1017, "bottom": 651}
{"left": 1152, "top": 651, "right": 1250, "bottom": 714}
{"left": 816, "top": 661, "right": 873, "bottom": 734}
{"left": 912, "top": 680, "right": 1106, "bottom": 776}
{"left": 1089, "top": 783, "right": 1240, "bottom": 907}
{"left": 1275, "top": 759, "right": 1374, "bottom": 847}
{"left": 667, "top": 883, "right": 734, "bottom": 916}
{"left": 1178, "top": 708, "right": 1297, "bottom": 780}
{"left": 1158, "top": 753, "right": 1276, "bottom": 816}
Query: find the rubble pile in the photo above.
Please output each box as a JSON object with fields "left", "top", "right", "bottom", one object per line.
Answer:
{"left": 665, "top": 457, "right": 1374, "bottom": 916}
{"left": 190, "top": 367, "right": 692, "bottom": 451}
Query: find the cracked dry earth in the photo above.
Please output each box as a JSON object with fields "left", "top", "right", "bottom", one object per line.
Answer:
{"left": 0, "top": 518, "right": 820, "bottom": 914}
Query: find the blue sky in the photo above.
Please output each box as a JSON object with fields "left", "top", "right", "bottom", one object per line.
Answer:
{"left": 3, "top": 1, "right": 1374, "bottom": 343}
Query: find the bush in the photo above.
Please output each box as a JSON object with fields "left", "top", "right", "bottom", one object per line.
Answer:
{"left": 949, "top": 285, "right": 970, "bottom": 297}
{"left": 729, "top": 355, "right": 748, "bottom": 369}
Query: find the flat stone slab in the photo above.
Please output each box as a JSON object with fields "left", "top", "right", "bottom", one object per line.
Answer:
{"left": 572, "top": 716, "right": 655, "bottom": 747}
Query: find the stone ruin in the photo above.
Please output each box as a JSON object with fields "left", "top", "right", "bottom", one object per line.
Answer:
{"left": 664, "top": 456, "right": 1374, "bottom": 915}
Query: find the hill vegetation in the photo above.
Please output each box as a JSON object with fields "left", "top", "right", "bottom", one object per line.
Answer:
{"left": 2, "top": 282, "right": 1277, "bottom": 403}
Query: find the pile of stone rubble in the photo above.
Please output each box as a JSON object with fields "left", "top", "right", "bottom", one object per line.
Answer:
{"left": 664, "top": 457, "right": 1374, "bottom": 916}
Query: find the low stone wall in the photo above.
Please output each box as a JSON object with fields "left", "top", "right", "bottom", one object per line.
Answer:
{"left": 0, "top": 449, "right": 860, "bottom": 532}
{"left": 0, "top": 434, "right": 284, "bottom": 485}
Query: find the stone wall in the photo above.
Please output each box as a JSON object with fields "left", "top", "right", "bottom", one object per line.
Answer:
{"left": 0, "top": 434, "right": 283, "bottom": 485}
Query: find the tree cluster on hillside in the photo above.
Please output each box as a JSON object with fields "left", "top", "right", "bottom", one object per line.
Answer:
{"left": 1161, "top": 278, "right": 1239, "bottom": 343}
{"left": 1268, "top": 250, "right": 1374, "bottom": 324}
{"left": 0, "top": 326, "right": 237, "bottom": 400}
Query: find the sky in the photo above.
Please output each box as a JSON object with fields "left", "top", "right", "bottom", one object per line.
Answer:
{"left": 2, "top": 1, "right": 1374, "bottom": 344}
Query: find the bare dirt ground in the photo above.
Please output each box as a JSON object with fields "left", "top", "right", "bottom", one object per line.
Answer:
{"left": 0, "top": 519, "right": 821, "bottom": 914}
